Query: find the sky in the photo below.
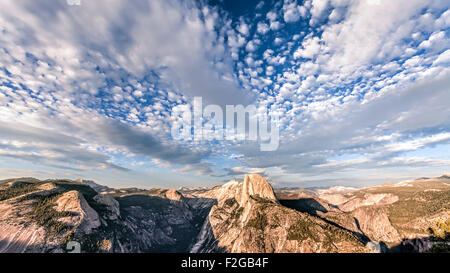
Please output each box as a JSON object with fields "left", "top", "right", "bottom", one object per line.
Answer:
{"left": 0, "top": 0, "right": 449, "bottom": 189}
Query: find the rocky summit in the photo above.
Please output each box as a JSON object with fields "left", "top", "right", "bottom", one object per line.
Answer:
{"left": 190, "top": 174, "right": 367, "bottom": 253}
{"left": 0, "top": 175, "right": 448, "bottom": 253}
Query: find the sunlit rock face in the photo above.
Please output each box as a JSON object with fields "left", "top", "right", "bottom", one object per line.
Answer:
{"left": 238, "top": 174, "right": 278, "bottom": 206}
{"left": 55, "top": 190, "right": 101, "bottom": 234}
{"left": 190, "top": 174, "right": 368, "bottom": 253}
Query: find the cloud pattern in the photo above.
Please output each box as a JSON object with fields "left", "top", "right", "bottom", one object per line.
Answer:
{"left": 0, "top": 0, "right": 449, "bottom": 188}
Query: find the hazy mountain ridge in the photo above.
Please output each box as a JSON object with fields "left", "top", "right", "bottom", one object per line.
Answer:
{"left": 277, "top": 176, "right": 450, "bottom": 252}
{"left": 0, "top": 175, "right": 448, "bottom": 253}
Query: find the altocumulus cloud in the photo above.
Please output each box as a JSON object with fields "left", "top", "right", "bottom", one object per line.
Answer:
{"left": 0, "top": 0, "right": 449, "bottom": 187}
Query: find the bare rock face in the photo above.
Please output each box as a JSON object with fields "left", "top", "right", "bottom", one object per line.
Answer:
{"left": 190, "top": 174, "right": 367, "bottom": 253}
{"left": 93, "top": 193, "right": 120, "bottom": 220}
{"left": 55, "top": 190, "right": 101, "bottom": 234}
{"left": 36, "top": 182, "right": 57, "bottom": 191}
{"left": 0, "top": 200, "right": 47, "bottom": 253}
{"left": 164, "top": 189, "right": 184, "bottom": 202}
{"left": 317, "top": 193, "right": 349, "bottom": 206}
{"left": 238, "top": 174, "right": 277, "bottom": 206}
{"left": 0, "top": 181, "right": 100, "bottom": 253}
{"left": 351, "top": 207, "right": 401, "bottom": 243}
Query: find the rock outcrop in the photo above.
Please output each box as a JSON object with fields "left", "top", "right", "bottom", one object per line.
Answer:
{"left": 55, "top": 190, "right": 101, "bottom": 234}
{"left": 93, "top": 193, "right": 120, "bottom": 220}
{"left": 190, "top": 174, "right": 368, "bottom": 253}
{"left": 351, "top": 207, "right": 401, "bottom": 243}
{"left": 238, "top": 174, "right": 277, "bottom": 205}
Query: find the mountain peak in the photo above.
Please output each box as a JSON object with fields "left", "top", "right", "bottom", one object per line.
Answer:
{"left": 239, "top": 174, "right": 277, "bottom": 205}
{"left": 164, "top": 189, "right": 184, "bottom": 201}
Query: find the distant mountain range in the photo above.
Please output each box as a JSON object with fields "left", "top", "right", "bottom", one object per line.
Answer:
{"left": 0, "top": 174, "right": 448, "bottom": 253}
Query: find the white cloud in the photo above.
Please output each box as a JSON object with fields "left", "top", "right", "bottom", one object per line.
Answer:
{"left": 274, "top": 37, "right": 283, "bottom": 45}
{"left": 419, "top": 31, "right": 447, "bottom": 50}
{"left": 267, "top": 11, "right": 278, "bottom": 21}
{"left": 385, "top": 133, "right": 450, "bottom": 153}
{"left": 237, "top": 22, "right": 250, "bottom": 36}
{"left": 133, "top": 90, "right": 144, "bottom": 98}
{"left": 294, "top": 36, "right": 321, "bottom": 59}
{"left": 434, "top": 49, "right": 450, "bottom": 65}
{"left": 246, "top": 40, "right": 259, "bottom": 52}
{"left": 283, "top": 1, "right": 306, "bottom": 23}
{"left": 270, "top": 21, "right": 282, "bottom": 30}
{"left": 436, "top": 9, "right": 450, "bottom": 28}
{"left": 310, "top": 0, "right": 329, "bottom": 23}
{"left": 306, "top": 0, "right": 449, "bottom": 75}
{"left": 257, "top": 22, "right": 269, "bottom": 34}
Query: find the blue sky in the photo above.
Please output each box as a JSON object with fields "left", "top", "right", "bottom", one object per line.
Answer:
{"left": 0, "top": 0, "right": 449, "bottom": 189}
